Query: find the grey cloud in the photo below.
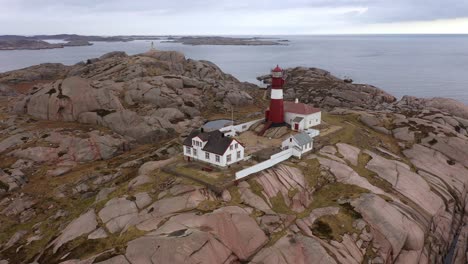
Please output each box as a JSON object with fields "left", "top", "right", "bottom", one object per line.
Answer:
{"left": 0, "top": 0, "right": 467, "bottom": 34}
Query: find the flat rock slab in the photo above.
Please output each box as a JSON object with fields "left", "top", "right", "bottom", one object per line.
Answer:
{"left": 364, "top": 150, "right": 444, "bottom": 216}
{"left": 336, "top": 143, "right": 360, "bottom": 166}
{"left": 251, "top": 235, "right": 337, "bottom": 264}
{"left": 52, "top": 209, "right": 97, "bottom": 253}
{"left": 351, "top": 194, "right": 425, "bottom": 260}
{"left": 98, "top": 198, "right": 139, "bottom": 233}
{"left": 141, "top": 206, "right": 268, "bottom": 261}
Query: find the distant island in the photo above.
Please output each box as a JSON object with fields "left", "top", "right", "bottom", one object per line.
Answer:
{"left": 0, "top": 35, "right": 288, "bottom": 50}
{"left": 0, "top": 39, "right": 92, "bottom": 50}
{"left": 163, "top": 36, "right": 288, "bottom": 46}
{"left": 0, "top": 34, "right": 160, "bottom": 50}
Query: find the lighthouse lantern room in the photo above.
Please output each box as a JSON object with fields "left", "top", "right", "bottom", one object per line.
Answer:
{"left": 266, "top": 65, "right": 285, "bottom": 124}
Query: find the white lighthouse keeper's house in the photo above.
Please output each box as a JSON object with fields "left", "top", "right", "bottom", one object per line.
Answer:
{"left": 183, "top": 130, "right": 245, "bottom": 167}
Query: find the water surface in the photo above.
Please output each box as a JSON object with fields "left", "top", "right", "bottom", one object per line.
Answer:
{"left": 1, "top": 35, "right": 467, "bottom": 103}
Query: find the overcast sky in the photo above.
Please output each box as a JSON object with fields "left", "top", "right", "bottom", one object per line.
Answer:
{"left": 1, "top": 0, "right": 468, "bottom": 35}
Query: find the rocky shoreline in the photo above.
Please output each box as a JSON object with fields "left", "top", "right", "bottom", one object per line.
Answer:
{"left": 0, "top": 50, "right": 467, "bottom": 264}
{"left": 0, "top": 34, "right": 158, "bottom": 51}
{"left": 0, "top": 39, "right": 93, "bottom": 50}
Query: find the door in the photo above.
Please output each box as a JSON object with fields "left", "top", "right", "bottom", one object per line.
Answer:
{"left": 294, "top": 123, "right": 299, "bottom": 131}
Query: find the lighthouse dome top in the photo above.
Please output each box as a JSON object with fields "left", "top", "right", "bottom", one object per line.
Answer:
{"left": 272, "top": 65, "right": 283, "bottom": 73}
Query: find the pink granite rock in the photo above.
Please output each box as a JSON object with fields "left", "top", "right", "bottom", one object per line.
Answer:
{"left": 251, "top": 235, "right": 337, "bottom": 264}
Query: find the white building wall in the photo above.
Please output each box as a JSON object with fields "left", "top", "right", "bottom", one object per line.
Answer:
{"left": 281, "top": 137, "right": 314, "bottom": 158}
{"left": 223, "top": 141, "right": 244, "bottom": 166}
{"left": 285, "top": 112, "right": 305, "bottom": 127}
{"left": 285, "top": 112, "right": 321, "bottom": 131}
{"left": 304, "top": 112, "right": 321, "bottom": 128}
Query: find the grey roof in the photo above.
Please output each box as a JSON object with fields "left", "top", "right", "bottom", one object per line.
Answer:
{"left": 293, "top": 132, "right": 313, "bottom": 146}
{"left": 183, "top": 130, "right": 235, "bottom": 155}
{"left": 293, "top": 116, "right": 304, "bottom": 123}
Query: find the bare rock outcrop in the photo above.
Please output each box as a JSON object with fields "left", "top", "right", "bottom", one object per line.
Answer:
{"left": 395, "top": 96, "right": 468, "bottom": 119}
{"left": 255, "top": 165, "right": 313, "bottom": 213}
{"left": 251, "top": 235, "right": 337, "bottom": 264}
{"left": 51, "top": 209, "right": 98, "bottom": 253}
{"left": 258, "top": 67, "right": 396, "bottom": 110}
{"left": 8, "top": 50, "right": 255, "bottom": 143}
{"left": 127, "top": 206, "right": 268, "bottom": 262}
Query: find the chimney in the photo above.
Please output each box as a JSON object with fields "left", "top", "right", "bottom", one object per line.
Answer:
{"left": 295, "top": 98, "right": 299, "bottom": 104}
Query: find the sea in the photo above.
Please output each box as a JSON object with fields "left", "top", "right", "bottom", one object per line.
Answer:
{"left": 0, "top": 35, "right": 467, "bottom": 104}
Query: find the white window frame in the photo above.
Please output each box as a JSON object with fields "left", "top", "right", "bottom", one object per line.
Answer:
{"left": 227, "top": 154, "right": 232, "bottom": 163}
{"left": 205, "top": 152, "right": 210, "bottom": 160}
{"left": 193, "top": 149, "right": 197, "bottom": 156}
{"left": 237, "top": 150, "right": 241, "bottom": 159}
{"left": 186, "top": 146, "right": 191, "bottom": 154}
{"left": 215, "top": 155, "right": 220, "bottom": 163}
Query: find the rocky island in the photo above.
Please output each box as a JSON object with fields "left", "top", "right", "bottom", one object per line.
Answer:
{"left": 164, "top": 36, "right": 287, "bottom": 46}
{"left": 0, "top": 35, "right": 159, "bottom": 50}
{"left": 0, "top": 39, "right": 93, "bottom": 50}
{"left": 0, "top": 49, "right": 467, "bottom": 264}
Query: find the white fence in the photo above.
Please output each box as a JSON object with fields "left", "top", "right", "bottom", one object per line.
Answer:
{"left": 235, "top": 149, "right": 293, "bottom": 180}
{"left": 220, "top": 119, "right": 263, "bottom": 137}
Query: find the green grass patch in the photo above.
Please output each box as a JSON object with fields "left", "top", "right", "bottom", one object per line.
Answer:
{"left": 270, "top": 193, "right": 294, "bottom": 214}
{"left": 298, "top": 182, "right": 369, "bottom": 219}
{"left": 197, "top": 200, "right": 221, "bottom": 212}
{"left": 322, "top": 113, "right": 400, "bottom": 154}
{"left": 312, "top": 212, "right": 359, "bottom": 242}
{"left": 265, "top": 229, "right": 287, "bottom": 247}
{"left": 0, "top": 180, "right": 9, "bottom": 191}
{"left": 302, "top": 158, "right": 321, "bottom": 188}
{"left": 248, "top": 179, "right": 265, "bottom": 198}
{"left": 349, "top": 153, "right": 394, "bottom": 194}
{"left": 227, "top": 186, "right": 242, "bottom": 205}
{"left": 311, "top": 220, "right": 333, "bottom": 240}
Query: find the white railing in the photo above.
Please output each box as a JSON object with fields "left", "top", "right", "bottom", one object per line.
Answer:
{"left": 235, "top": 149, "right": 293, "bottom": 180}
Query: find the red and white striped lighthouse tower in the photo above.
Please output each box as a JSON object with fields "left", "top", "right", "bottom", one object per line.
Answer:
{"left": 267, "top": 65, "right": 285, "bottom": 124}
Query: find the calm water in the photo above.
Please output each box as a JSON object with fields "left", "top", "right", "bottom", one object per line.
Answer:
{"left": 0, "top": 35, "right": 467, "bottom": 104}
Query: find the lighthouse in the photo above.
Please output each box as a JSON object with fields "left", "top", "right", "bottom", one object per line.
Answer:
{"left": 266, "top": 65, "right": 285, "bottom": 124}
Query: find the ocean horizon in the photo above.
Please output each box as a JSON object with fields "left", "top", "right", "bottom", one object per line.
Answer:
{"left": 1, "top": 34, "right": 467, "bottom": 104}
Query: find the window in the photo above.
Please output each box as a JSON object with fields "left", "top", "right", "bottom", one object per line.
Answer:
{"left": 205, "top": 152, "right": 210, "bottom": 160}
{"left": 186, "top": 146, "right": 191, "bottom": 154}
{"left": 237, "top": 151, "right": 241, "bottom": 159}
{"left": 290, "top": 138, "right": 293, "bottom": 142}
{"left": 193, "top": 149, "right": 197, "bottom": 156}
{"left": 192, "top": 140, "right": 195, "bottom": 146}
{"left": 235, "top": 143, "right": 238, "bottom": 149}
{"left": 227, "top": 154, "right": 232, "bottom": 163}
{"left": 215, "top": 155, "right": 220, "bottom": 163}
{"left": 230, "top": 145, "right": 233, "bottom": 150}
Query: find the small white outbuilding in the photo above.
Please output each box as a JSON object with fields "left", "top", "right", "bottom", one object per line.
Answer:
{"left": 281, "top": 132, "right": 314, "bottom": 158}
